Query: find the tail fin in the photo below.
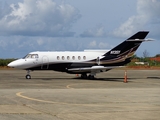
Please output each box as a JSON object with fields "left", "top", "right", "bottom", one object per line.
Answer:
{"left": 103, "top": 31, "right": 149, "bottom": 58}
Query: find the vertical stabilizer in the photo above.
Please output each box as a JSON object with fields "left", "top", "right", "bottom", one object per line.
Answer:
{"left": 103, "top": 31, "right": 149, "bottom": 57}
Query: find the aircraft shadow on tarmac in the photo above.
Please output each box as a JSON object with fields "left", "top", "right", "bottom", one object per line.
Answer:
{"left": 20, "top": 77, "right": 128, "bottom": 82}
{"left": 28, "top": 78, "right": 73, "bottom": 81}
{"left": 73, "top": 77, "right": 136, "bottom": 82}
{"left": 32, "top": 77, "right": 136, "bottom": 82}
{"left": 147, "top": 77, "right": 160, "bottom": 79}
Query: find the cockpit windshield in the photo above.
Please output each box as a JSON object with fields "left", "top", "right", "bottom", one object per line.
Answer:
{"left": 23, "top": 54, "right": 38, "bottom": 59}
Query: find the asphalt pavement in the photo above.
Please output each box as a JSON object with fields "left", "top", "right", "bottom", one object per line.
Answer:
{"left": 0, "top": 69, "right": 160, "bottom": 120}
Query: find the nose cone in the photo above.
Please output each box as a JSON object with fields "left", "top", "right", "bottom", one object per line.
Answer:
{"left": 8, "top": 59, "right": 25, "bottom": 68}
{"left": 8, "top": 59, "right": 35, "bottom": 69}
{"left": 7, "top": 62, "right": 12, "bottom": 67}
{"left": 8, "top": 61, "right": 18, "bottom": 68}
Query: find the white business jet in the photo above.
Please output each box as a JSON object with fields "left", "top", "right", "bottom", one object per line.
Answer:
{"left": 8, "top": 31, "right": 149, "bottom": 79}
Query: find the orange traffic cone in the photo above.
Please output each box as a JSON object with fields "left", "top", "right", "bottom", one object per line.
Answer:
{"left": 76, "top": 74, "right": 79, "bottom": 77}
{"left": 124, "top": 70, "right": 128, "bottom": 83}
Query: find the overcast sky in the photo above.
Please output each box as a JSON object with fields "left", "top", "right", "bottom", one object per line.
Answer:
{"left": 0, "top": 0, "right": 160, "bottom": 58}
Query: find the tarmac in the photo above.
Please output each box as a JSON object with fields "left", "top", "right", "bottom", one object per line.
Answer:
{"left": 0, "top": 69, "right": 160, "bottom": 120}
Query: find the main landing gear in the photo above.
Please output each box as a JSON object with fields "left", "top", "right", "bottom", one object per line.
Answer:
{"left": 80, "top": 73, "right": 95, "bottom": 80}
{"left": 26, "top": 70, "right": 31, "bottom": 79}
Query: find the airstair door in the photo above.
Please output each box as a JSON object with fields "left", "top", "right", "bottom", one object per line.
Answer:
{"left": 96, "top": 57, "right": 100, "bottom": 65}
{"left": 41, "top": 56, "right": 49, "bottom": 69}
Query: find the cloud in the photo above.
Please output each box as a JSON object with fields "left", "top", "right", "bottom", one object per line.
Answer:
{"left": 88, "top": 40, "right": 112, "bottom": 49}
{"left": 98, "top": 42, "right": 111, "bottom": 48}
{"left": 113, "top": 0, "right": 160, "bottom": 38}
{"left": 88, "top": 41, "right": 97, "bottom": 47}
{"left": 80, "top": 26, "right": 107, "bottom": 37}
{"left": 0, "top": 0, "right": 81, "bottom": 37}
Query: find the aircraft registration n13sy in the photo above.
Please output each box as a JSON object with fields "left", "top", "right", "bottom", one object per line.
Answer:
{"left": 8, "top": 31, "right": 149, "bottom": 79}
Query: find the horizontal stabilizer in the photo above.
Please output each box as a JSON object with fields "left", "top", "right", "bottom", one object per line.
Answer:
{"left": 126, "top": 39, "right": 153, "bottom": 42}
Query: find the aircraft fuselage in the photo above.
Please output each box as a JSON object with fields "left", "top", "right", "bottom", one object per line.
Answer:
{"left": 8, "top": 31, "right": 150, "bottom": 79}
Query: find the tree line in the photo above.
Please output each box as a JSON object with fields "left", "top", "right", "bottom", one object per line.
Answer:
{"left": 127, "top": 54, "right": 160, "bottom": 67}
{"left": 0, "top": 59, "right": 16, "bottom": 66}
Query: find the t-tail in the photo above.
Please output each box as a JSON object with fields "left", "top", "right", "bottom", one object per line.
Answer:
{"left": 101, "top": 31, "right": 149, "bottom": 65}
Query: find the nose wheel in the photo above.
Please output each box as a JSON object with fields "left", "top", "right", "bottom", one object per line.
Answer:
{"left": 26, "top": 70, "right": 31, "bottom": 79}
{"left": 26, "top": 75, "right": 31, "bottom": 79}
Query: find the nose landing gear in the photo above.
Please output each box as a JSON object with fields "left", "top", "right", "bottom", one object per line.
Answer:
{"left": 26, "top": 70, "right": 31, "bottom": 79}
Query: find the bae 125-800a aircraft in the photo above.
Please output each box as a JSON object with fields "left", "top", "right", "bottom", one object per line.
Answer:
{"left": 8, "top": 31, "right": 150, "bottom": 79}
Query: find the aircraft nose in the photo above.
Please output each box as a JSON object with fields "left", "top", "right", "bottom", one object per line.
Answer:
{"left": 8, "top": 59, "right": 22, "bottom": 68}
{"left": 8, "top": 61, "right": 17, "bottom": 68}
{"left": 7, "top": 59, "right": 33, "bottom": 69}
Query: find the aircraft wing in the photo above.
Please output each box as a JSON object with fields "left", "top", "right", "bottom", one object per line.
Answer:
{"left": 67, "top": 66, "right": 124, "bottom": 73}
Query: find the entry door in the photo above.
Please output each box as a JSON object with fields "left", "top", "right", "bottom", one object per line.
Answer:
{"left": 96, "top": 57, "right": 100, "bottom": 65}
{"left": 41, "top": 56, "right": 49, "bottom": 69}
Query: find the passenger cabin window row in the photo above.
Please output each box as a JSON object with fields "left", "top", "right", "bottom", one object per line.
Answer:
{"left": 57, "top": 56, "right": 86, "bottom": 60}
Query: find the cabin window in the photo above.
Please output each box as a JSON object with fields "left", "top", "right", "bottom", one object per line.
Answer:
{"left": 67, "top": 56, "right": 70, "bottom": 60}
{"left": 83, "top": 56, "right": 86, "bottom": 60}
{"left": 57, "top": 56, "right": 60, "bottom": 60}
{"left": 62, "top": 56, "right": 65, "bottom": 60}
{"left": 78, "top": 56, "right": 81, "bottom": 60}
{"left": 72, "top": 56, "right": 75, "bottom": 60}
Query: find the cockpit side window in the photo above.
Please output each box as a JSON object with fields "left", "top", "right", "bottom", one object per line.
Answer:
{"left": 23, "top": 54, "right": 31, "bottom": 59}
{"left": 35, "top": 54, "right": 38, "bottom": 58}
{"left": 23, "top": 54, "right": 39, "bottom": 59}
{"left": 31, "top": 54, "right": 36, "bottom": 58}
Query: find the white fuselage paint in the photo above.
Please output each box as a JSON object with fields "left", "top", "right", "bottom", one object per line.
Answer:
{"left": 7, "top": 31, "right": 150, "bottom": 79}
{"left": 8, "top": 50, "right": 109, "bottom": 69}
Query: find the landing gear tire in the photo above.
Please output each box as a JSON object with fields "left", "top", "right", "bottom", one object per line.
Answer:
{"left": 88, "top": 75, "right": 95, "bottom": 80}
{"left": 26, "top": 75, "right": 31, "bottom": 79}
{"left": 81, "top": 74, "right": 88, "bottom": 79}
{"left": 26, "top": 70, "right": 31, "bottom": 79}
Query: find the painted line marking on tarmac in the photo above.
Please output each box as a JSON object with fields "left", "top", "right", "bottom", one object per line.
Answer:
{"left": 16, "top": 92, "right": 101, "bottom": 106}
{"left": 16, "top": 92, "right": 57, "bottom": 104}
{"left": 66, "top": 84, "right": 75, "bottom": 89}
{"left": 16, "top": 92, "right": 87, "bottom": 105}
{"left": 16, "top": 91, "right": 150, "bottom": 107}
